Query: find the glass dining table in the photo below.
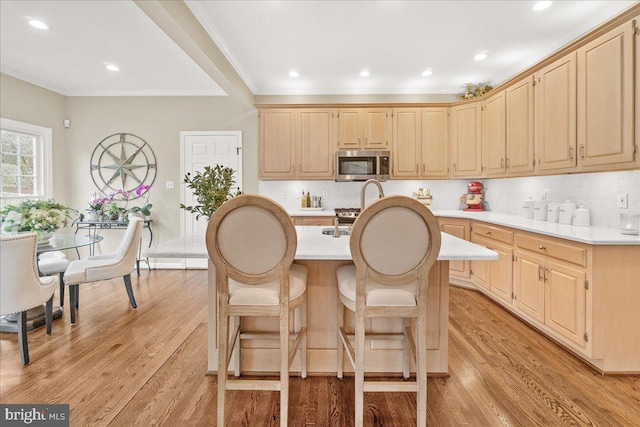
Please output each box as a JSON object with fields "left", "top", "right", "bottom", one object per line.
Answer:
{"left": 0, "top": 234, "right": 104, "bottom": 333}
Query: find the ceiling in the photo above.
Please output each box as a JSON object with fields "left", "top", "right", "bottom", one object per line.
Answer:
{"left": 1, "top": 1, "right": 637, "bottom": 97}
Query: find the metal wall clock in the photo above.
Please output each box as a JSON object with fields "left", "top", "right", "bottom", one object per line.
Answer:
{"left": 90, "top": 133, "right": 157, "bottom": 199}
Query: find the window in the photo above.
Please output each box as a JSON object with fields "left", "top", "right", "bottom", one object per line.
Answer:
{"left": 0, "top": 118, "right": 52, "bottom": 206}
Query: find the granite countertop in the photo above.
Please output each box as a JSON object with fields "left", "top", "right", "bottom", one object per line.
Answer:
{"left": 143, "top": 226, "right": 497, "bottom": 262}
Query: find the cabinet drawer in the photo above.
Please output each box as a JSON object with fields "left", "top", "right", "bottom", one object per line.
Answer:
{"left": 473, "top": 223, "right": 513, "bottom": 245}
{"left": 516, "top": 234, "right": 587, "bottom": 267}
{"left": 293, "top": 216, "right": 334, "bottom": 226}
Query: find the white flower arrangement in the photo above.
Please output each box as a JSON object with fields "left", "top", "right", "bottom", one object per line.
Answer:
{"left": 0, "top": 199, "right": 75, "bottom": 239}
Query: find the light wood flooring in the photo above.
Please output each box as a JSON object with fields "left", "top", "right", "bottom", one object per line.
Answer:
{"left": 1, "top": 270, "right": 638, "bottom": 426}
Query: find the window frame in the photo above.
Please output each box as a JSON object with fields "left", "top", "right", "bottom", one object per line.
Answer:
{"left": 0, "top": 117, "right": 53, "bottom": 202}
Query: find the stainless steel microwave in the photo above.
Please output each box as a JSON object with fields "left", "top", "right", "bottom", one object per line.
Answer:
{"left": 335, "top": 150, "right": 390, "bottom": 182}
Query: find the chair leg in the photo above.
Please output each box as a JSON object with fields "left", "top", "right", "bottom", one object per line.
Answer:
{"left": 300, "top": 295, "right": 307, "bottom": 379}
{"left": 17, "top": 311, "right": 29, "bottom": 365}
{"left": 217, "top": 301, "right": 229, "bottom": 427}
{"left": 69, "top": 285, "right": 78, "bottom": 324}
{"left": 403, "top": 318, "right": 410, "bottom": 380}
{"left": 280, "top": 305, "right": 289, "bottom": 427}
{"left": 233, "top": 315, "right": 241, "bottom": 378}
{"left": 45, "top": 296, "right": 53, "bottom": 335}
{"left": 337, "top": 298, "right": 344, "bottom": 380}
{"left": 75, "top": 286, "right": 79, "bottom": 309}
{"left": 59, "top": 272, "right": 65, "bottom": 307}
{"left": 123, "top": 274, "right": 137, "bottom": 309}
{"left": 417, "top": 311, "right": 428, "bottom": 427}
{"left": 355, "top": 308, "right": 366, "bottom": 427}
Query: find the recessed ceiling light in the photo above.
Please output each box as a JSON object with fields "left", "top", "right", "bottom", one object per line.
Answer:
{"left": 28, "top": 19, "right": 50, "bottom": 30}
{"left": 532, "top": 1, "right": 552, "bottom": 11}
{"left": 421, "top": 69, "right": 433, "bottom": 77}
{"left": 474, "top": 52, "right": 488, "bottom": 61}
{"left": 288, "top": 69, "right": 299, "bottom": 78}
{"left": 105, "top": 64, "right": 120, "bottom": 72}
{"left": 360, "top": 69, "right": 370, "bottom": 77}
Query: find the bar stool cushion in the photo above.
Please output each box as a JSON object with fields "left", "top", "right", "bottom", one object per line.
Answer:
{"left": 337, "top": 264, "right": 417, "bottom": 307}
{"left": 229, "top": 263, "right": 307, "bottom": 305}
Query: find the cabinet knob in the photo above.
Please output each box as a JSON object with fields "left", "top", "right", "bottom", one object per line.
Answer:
{"left": 539, "top": 245, "right": 546, "bottom": 250}
{"left": 486, "top": 231, "right": 491, "bottom": 235}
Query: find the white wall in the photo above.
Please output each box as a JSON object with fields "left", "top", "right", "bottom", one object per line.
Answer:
{"left": 259, "top": 169, "right": 640, "bottom": 229}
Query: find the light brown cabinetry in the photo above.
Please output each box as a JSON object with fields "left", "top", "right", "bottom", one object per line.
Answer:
{"left": 481, "top": 90, "right": 506, "bottom": 177}
{"left": 438, "top": 218, "right": 471, "bottom": 281}
{"left": 391, "top": 107, "right": 450, "bottom": 179}
{"left": 577, "top": 19, "right": 636, "bottom": 171}
{"left": 392, "top": 108, "right": 421, "bottom": 178}
{"left": 505, "top": 76, "right": 535, "bottom": 175}
{"left": 292, "top": 216, "right": 334, "bottom": 226}
{"left": 337, "top": 108, "right": 390, "bottom": 149}
{"left": 514, "top": 233, "right": 588, "bottom": 349}
{"left": 259, "top": 109, "right": 296, "bottom": 178}
{"left": 259, "top": 108, "right": 335, "bottom": 180}
{"left": 535, "top": 52, "right": 577, "bottom": 172}
{"left": 451, "top": 102, "right": 482, "bottom": 177}
{"left": 636, "top": 16, "right": 640, "bottom": 162}
{"left": 471, "top": 223, "right": 514, "bottom": 305}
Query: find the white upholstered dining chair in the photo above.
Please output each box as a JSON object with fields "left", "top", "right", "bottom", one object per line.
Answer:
{"left": 206, "top": 194, "right": 307, "bottom": 427}
{"left": 336, "top": 195, "right": 441, "bottom": 426}
{"left": 1, "top": 233, "right": 58, "bottom": 365}
{"left": 38, "top": 251, "right": 69, "bottom": 307}
{"left": 63, "top": 217, "right": 143, "bottom": 324}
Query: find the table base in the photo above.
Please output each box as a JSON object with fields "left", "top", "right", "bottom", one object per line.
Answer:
{"left": 0, "top": 305, "right": 63, "bottom": 333}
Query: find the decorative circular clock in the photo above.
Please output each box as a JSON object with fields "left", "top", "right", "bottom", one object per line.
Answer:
{"left": 90, "top": 133, "right": 157, "bottom": 199}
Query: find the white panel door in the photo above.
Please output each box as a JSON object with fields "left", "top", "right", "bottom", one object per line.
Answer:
{"left": 181, "top": 131, "right": 242, "bottom": 268}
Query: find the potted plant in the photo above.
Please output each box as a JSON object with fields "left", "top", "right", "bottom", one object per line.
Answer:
{"left": 180, "top": 165, "right": 242, "bottom": 220}
{"left": 128, "top": 185, "right": 153, "bottom": 219}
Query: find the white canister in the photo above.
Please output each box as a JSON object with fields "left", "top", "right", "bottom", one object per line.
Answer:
{"left": 573, "top": 206, "right": 590, "bottom": 227}
{"left": 522, "top": 197, "right": 535, "bottom": 219}
{"left": 559, "top": 201, "right": 576, "bottom": 225}
{"left": 547, "top": 202, "right": 560, "bottom": 223}
{"left": 534, "top": 199, "right": 549, "bottom": 221}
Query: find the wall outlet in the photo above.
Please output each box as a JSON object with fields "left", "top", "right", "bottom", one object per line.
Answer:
{"left": 616, "top": 193, "right": 628, "bottom": 209}
{"left": 165, "top": 180, "right": 174, "bottom": 189}
{"left": 282, "top": 192, "right": 289, "bottom": 199}
{"left": 322, "top": 191, "right": 328, "bottom": 199}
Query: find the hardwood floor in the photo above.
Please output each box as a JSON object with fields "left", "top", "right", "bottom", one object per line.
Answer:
{"left": 1, "top": 270, "right": 638, "bottom": 426}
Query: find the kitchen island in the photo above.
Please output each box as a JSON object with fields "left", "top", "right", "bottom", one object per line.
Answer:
{"left": 144, "top": 226, "right": 497, "bottom": 375}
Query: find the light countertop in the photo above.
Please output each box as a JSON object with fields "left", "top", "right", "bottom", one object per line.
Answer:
{"left": 143, "top": 226, "right": 497, "bottom": 262}
{"left": 288, "top": 208, "right": 640, "bottom": 245}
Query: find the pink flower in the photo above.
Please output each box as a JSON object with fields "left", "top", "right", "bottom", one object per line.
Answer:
{"left": 136, "top": 185, "right": 150, "bottom": 197}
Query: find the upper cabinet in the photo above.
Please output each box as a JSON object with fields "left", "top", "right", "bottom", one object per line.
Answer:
{"left": 421, "top": 108, "right": 450, "bottom": 178}
{"left": 534, "top": 52, "right": 577, "bottom": 173}
{"left": 576, "top": 19, "right": 636, "bottom": 171}
{"left": 259, "top": 109, "right": 297, "bottom": 179}
{"left": 451, "top": 101, "right": 482, "bottom": 177}
{"left": 392, "top": 108, "right": 421, "bottom": 178}
{"left": 481, "top": 90, "right": 506, "bottom": 177}
{"left": 259, "top": 108, "right": 336, "bottom": 180}
{"left": 505, "top": 76, "right": 535, "bottom": 176}
{"left": 337, "top": 108, "right": 390, "bottom": 149}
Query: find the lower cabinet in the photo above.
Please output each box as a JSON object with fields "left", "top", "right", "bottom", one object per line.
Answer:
{"left": 438, "top": 218, "right": 471, "bottom": 282}
{"left": 442, "top": 216, "right": 640, "bottom": 373}
{"left": 292, "top": 216, "right": 334, "bottom": 226}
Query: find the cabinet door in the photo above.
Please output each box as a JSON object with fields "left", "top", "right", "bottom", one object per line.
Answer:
{"left": 535, "top": 52, "right": 577, "bottom": 172}
{"left": 338, "top": 109, "right": 363, "bottom": 149}
{"left": 439, "top": 219, "right": 470, "bottom": 279}
{"left": 451, "top": 102, "right": 482, "bottom": 177}
{"left": 514, "top": 250, "right": 545, "bottom": 323}
{"left": 489, "top": 241, "right": 513, "bottom": 305}
{"left": 577, "top": 20, "right": 635, "bottom": 170}
{"left": 471, "top": 236, "right": 490, "bottom": 290}
{"left": 421, "top": 108, "right": 450, "bottom": 178}
{"left": 506, "top": 77, "right": 535, "bottom": 175}
{"left": 544, "top": 259, "right": 587, "bottom": 348}
{"left": 298, "top": 109, "right": 335, "bottom": 179}
{"left": 636, "top": 16, "right": 640, "bottom": 165}
{"left": 392, "top": 108, "right": 421, "bottom": 178}
{"left": 259, "top": 109, "right": 296, "bottom": 178}
{"left": 364, "top": 108, "right": 389, "bottom": 148}
{"left": 482, "top": 90, "right": 506, "bottom": 177}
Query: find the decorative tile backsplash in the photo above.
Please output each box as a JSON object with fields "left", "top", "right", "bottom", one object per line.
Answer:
{"left": 259, "top": 170, "right": 639, "bottom": 229}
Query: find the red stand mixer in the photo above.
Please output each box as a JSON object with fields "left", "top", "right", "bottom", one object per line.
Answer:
{"left": 460, "top": 181, "right": 484, "bottom": 211}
